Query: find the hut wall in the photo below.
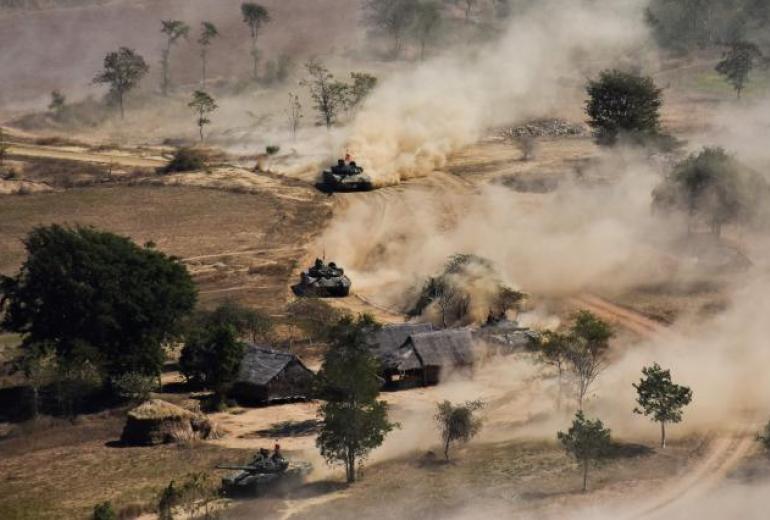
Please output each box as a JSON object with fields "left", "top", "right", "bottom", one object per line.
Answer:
{"left": 265, "top": 362, "right": 314, "bottom": 400}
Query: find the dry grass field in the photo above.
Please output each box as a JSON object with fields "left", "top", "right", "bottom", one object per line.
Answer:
{"left": 0, "top": 183, "right": 332, "bottom": 312}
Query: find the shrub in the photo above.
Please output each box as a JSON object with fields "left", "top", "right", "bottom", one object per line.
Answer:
{"left": 111, "top": 372, "right": 156, "bottom": 403}
{"left": 586, "top": 69, "right": 663, "bottom": 145}
{"left": 92, "top": 501, "right": 116, "bottom": 520}
{"left": 265, "top": 145, "right": 280, "bottom": 155}
{"left": 160, "top": 147, "right": 205, "bottom": 174}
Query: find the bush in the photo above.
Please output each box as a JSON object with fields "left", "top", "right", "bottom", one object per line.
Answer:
{"left": 92, "top": 501, "right": 116, "bottom": 520}
{"left": 160, "top": 148, "right": 205, "bottom": 174}
{"left": 111, "top": 372, "right": 156, "bottom": 403}
{"left": 265, "top": 145, "right": 280, "bottom": 155}
{"left": 586, "top": 69, "right": 663, "bottom": 145}
{"left": 180, "top": 324, "right": 246, "bottom": 401}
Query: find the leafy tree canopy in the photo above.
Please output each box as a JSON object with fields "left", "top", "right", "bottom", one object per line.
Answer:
{"left": 557, "top": 411, "right": 612, "bottom": 492}
{"left": 0, "top": 225, "right": 196, "bottom": 379}
{"left": 633, "top": 363, "right": 692, "bottom": 447}
{"left": 434, "top": 399, "right": 485, "bottom": 460}
{"left": 652, "top": 147, "right": 767, "bottom": 237}
{"left": 585, "top": 69, "right": 663, "bottom": 145}
{"left": 315, "top": 314, "right": 396, "bottom": 482}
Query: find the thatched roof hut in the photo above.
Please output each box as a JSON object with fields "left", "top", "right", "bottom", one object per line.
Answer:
{"left": 229, "top": 345, "right": 315, "bottom": 404}
{"left": 121, "top": 399, "right": 216, "bottom": 446}
{"left": 382, "top": 328, "right": 475, "bottom": 387}
{"left": 369, "top": 323, "right": 433, "bottom": 359}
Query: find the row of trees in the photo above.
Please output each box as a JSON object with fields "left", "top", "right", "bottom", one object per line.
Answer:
{"left": 363, "top": 0, "right": 515, "bottom": 59}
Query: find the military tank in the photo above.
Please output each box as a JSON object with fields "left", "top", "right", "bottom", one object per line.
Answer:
{"left": 217, "top": 449, "right": 312, "bottom": 496}
{"left": 292, "top": 258, "right": 351, "bottom": 297}
{"left": 317, "top": 158, "right": 374, "bottom": 192}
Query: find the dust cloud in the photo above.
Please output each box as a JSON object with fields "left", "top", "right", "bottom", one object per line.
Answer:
{"left": 321, "top": 147, "right": 679, "bottom": 305}
{"left": 342, "top": 0, "right": 653, "bottom": 185}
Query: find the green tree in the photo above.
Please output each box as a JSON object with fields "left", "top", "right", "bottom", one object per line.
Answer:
{"left": 198, "top": 21, "right": 219, "bottom": 87}
{"left": 92, "top": 501, "right": 116, "bottom": 520}
{"left": 364, "top": 0, "right": 417, "bottom": 58}
{"left": 160, "top": 20, "right": 190, "bottom": 96}
{"left": 316, "top": 314, "right": 396, "bottom": 482}
{"left": 585, "top": 69, "right": 663, "bottom": 145}
{"left": 413, "top": 1, "right": 442, "bottom": 60}
{"left": 557, "top": 411, "right": 612, "bottom": 492}
{"left": 346, "top": 72, "right": 378, "bottom": 110}
{"left": 566, "top": 311, "right": 612, "bottom": 411}
{"left": 188, "top": 90, "right": 217, "bottom": 141}
{"left": 633, "top": 363, "right": 693, "bottom": 448}
{"left": 48, "top": 90, "right": 66, "bottom": 116}
{"left": 241, "top": 2, "right": 270, "bottom": 81}
{"left": 179, "top": 324, "right": 246, "bottom": 403}
{"left": 652, "top": 147, "right": 764, "bottom": 237}
{"left": 434, "top": 399, "right": 485, "bottom": 460}
{"left": 286, "top": 298, "right": 350, "bottom": 344}
{"left": 301, "top": 59, "right": 348, "bottom": 128}
{"left": 194, "top": 300, "right": 275, "bottom": 344}
{"left": 93, "top": 47, "right": 149, "bottom": 119}
{"left": 716, "top": 41, "right": 763, "bottom": 99}
{"left": 0, "top": 225, "right": 196, "bottom": 382}
{"left": 111, "top": 372, "right": 157, "bottom": 404}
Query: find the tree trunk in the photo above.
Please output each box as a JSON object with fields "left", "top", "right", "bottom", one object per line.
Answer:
{"left": 556, "top": 366, "right": 563, "bottom": 411}
{"left": 346, "top": 446, "right": 356, "bottom": 482}
{"left": 201, "top": 52, "right": 207, "bottom": 87}
{"left": 119, "top": 92, "right": 125, "bottom": 119}
{"left": 420, "top": 40, "right": 426, "bottom": 61}
{"left": 30, "top": 385, "right": 39, "bottom": 420}
{"left": 582, "top": 459, "right": 589, "bottom": 492}
{"left": 251, "top": 38, "right": 259, "bottom": 81}
{"left": 660, "top": 421, "right": 666, "bottom": 449}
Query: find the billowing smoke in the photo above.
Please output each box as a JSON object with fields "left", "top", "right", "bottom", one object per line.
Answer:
{"left": 343, "top": 0, "right": 653, "bottom": 185}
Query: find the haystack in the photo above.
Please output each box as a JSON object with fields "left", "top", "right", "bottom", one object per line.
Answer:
{"left": 121, "top": 399, "right": 218, "bottom": 446}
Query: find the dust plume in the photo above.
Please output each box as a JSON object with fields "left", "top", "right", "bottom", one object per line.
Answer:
{"left": 343, "top": 0, "right": 653, "bottom": 185}
{"left": 320, "top": 147, "right": 680, "bottom": 308}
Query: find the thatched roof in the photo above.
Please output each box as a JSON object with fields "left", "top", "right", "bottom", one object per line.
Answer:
{"left": 370, "top": 323, "right": 433, "bottom": 357}
{"left": 406, "top": 329, "right": 475, "bottom": 369}
{"left": 126, "top": 399, "right": 195, "bottom": 421}
{"left": 236, "top": 345, "right": 313, "bottom": 386}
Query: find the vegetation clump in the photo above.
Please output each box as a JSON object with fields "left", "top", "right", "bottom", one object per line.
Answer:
{"left": 633, "top": 363, "right": 693, "bottom": 448}
{"left": 585, "top": 69, "right": 664, "bottom": 146}
{"left": 409, "top": 254, "right": 524, "bottom": 327}
{"left": 652, "top": 147, "right": 767, "bottom": 238}
{"left": 0, "top": 225, "right": 196, "bottom": 387}
{"left": 434, "top": 399, "right": 485, "bottom": 460}
{"left": 160, "top": 147, "right": 207, "bottom": 173}
{"left": 558, "top": 411, "right": 612, "bottom": 492}
{"left": 315, "top": 314, "right": 396, "bottom": 482}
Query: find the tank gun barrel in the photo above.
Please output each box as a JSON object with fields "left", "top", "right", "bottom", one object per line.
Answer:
{"left": 216, "top": 464, "right": 258, "bottom": 471}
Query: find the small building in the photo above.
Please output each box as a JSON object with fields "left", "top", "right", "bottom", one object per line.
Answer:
{"left": 382, "top": 328, "right": 475, "bottom": 388}
{"left": 369, "top": 322, "right": 434, "bottom": 360}
{"left": 473, "top": 319, "right": 540, "bottom": 356}
{"left": 229, "top": 345, "right": 315, "bottom": 405}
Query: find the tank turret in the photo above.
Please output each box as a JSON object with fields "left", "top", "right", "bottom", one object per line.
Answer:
{"left": 317, "top": 158, "right": 374, "bottom": 192}
{"left": 292, "top": 258, "right": 351, "bottom": 297}
{"left": 217, "top": 449, "right": 312, "bottom": 496}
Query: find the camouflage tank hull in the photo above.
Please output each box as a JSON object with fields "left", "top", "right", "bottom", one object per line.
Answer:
{"left": 317, "top": 160, "right": 374, "bottom": 192}
{"left": 292, "top": 274, "right": 351, "bottom": 297}
{"left": 292, "top": 259, "right": 351, "bottom": 297}
{"left": 318, "top": 170, "right": 374, "bottom": 192}
{"left": 220, "top": 462, "right": 312, "bottom": 497}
